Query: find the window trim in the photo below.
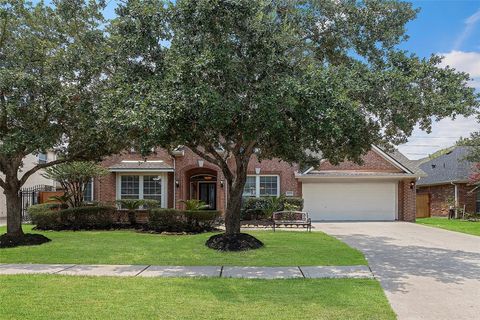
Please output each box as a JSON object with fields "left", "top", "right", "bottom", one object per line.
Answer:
{"left": 243, "top": 174, "right": 280, "bottom": 198}
{"left": 116, "top": 173, "right": 168, "bottom": 208}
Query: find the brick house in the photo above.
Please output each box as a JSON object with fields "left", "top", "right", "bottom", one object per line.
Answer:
{"left": 90, "top": 145, "right": 423, "bottom": 221}
{"left": 416, "top": 146, "right": 480, "bottom": 217}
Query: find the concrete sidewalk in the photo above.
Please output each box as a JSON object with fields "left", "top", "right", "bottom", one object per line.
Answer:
{"left": 0, "top": 263, "right": 373, "bottom": 279}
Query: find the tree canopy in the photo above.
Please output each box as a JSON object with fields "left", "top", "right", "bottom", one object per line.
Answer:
{"left": 109, "top": 0, "right": 479, "bottom": 245}
{"left": 0, "top": 0, "right": 130, "bottom": 236}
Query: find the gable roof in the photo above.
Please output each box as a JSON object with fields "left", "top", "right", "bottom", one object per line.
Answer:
{"left": 300, "top": 146, "right": 425, "bottom": 178}
{"left": 417, "top": 146, "right": 475, "bottom": 186}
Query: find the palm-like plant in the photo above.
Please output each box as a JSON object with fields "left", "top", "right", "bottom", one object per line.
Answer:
{"left": 116, "top": 199, "right": 147, "bottom": 225}
{"left": 180, "top": 199, "right": 209, "bottom": 211}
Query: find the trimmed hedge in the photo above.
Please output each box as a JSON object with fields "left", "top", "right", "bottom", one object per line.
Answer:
{"left": 241, "top": 197, "right": 304, "bottom": 220}
{"left": 29, "top": 204, "right": 116, "bottom": 230}
{"left": 148, "top": 209, "right": 220, "bottom": 232}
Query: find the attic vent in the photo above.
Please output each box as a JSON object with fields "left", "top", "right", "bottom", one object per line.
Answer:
{"left": 431, "top": 164, "right": 436, "bottom": 169}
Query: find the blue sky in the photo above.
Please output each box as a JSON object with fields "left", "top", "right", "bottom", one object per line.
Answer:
{"left": 395, "top": 1, "right": 480, "bottom": 159}
{"left": 48, "top": 0, "right": 480, "bottom": 159}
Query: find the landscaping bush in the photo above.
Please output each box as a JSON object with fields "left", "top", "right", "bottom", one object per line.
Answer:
{"left": 30, "top": 205, "right": 116, "bottom": 230}
{"left": 148, "top": 209, "right": 185, "bottom": 231}
{"left": 283, "top": 197, "right": 304, "bottom": 211}
{"left": 28, "top": 203, "right": 63, "bottom": 230}
{"left": 148, "top": 208, "right": 219, "bottom": 233}
{"left": 241, "top": 196, "right": 304, "bottom": 220}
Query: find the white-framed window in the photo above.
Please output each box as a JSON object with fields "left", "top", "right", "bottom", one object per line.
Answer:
{"left": 242, "top": 175, "right": 280, "bottom": 197}
{"left": 143, "top": 175, "right": 162, "bottom": 202}
{"left": 116, "top": 173, "right": 167, "bottom": 207}
{"left": 243, "top": 176, "right": 257, "bottom": 197}
{"left": 83, "top": 179, "right": 94, "bottom": 202}
{"left": 120, "top": 175, "right": 140, "bottom": 199}
{"left": 38, "top": 153, "right": 48, "bottom": 164}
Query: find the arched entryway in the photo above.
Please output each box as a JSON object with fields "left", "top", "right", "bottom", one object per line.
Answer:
{"left": 186, "top": 168, "right": 218, "bottom": 210}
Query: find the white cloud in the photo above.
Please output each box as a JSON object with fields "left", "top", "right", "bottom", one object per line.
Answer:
{"left": 454, "top": 8, "right": 480, "bottom": 50}
{"left": 398, "top": 116, "right": 479, "bottom": 160}
{"left": 439, "top": 50, "right": 480, "bottom": 89}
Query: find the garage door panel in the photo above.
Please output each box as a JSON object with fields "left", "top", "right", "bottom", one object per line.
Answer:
{"left": 303, "top": 182, "right": 397, "bottom": 221}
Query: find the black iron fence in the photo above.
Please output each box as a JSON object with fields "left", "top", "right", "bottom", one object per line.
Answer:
{"left": 20, "top": 185, "right": 55, "bottom": 221}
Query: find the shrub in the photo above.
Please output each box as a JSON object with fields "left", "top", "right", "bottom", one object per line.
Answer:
{"left": 148, "top": 208, "right": 219, "bottom": 233}
{"left": 241, "top": 196, "right": 304, "bottom": 220}
{"left": 30, "top": 205, "right": 116, "bottom": 230}
{"left": 58, "top": 206, "right": 116, "bottom": 230}
{"left": 283, "top": 197, "right": 304, "bottom": 211}
{"left": 116, "top": 199, "right": 160, "bottom": 225}
{"left": 148, "top": 208, "right": 185, "bottom": 231}
{"left": 29, "top": 203, "right": 63, "bottom": 229}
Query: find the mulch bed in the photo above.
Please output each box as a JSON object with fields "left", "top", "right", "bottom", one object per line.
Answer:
{"left": 0, "top": 233, "right": 51, "bottom": 248}
{"left": 206, "top": 233, "right": 264, "bottom": 251}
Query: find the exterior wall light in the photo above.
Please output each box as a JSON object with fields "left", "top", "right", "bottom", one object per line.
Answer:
{"left": 410, "top": 181, "right": 415, "bottom": 189}
{"left": 175, "top": 180, "right": 180, "bottom": 188}
{"left": 220, "top": 180, "right": 224, "bottom": 188}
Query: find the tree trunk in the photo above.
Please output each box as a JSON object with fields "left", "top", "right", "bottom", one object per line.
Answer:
{"left": 5, "top": 187, "right": 23, "bottom": 236}
{"left": 224, "top": 182, "right": 244, "bottom": 235}
{"left": 223, "top": 156, "right": 248, "bottom": 236}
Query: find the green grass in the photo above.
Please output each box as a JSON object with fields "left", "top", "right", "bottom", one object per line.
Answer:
{"left": 417, "top": 217, "right": 480, "bottom": 236}
{"left": 0, "top": 275, "right": 395, "bottom": 320}
{"left": 0, "top": 225, "right": 366, "bottom": 266}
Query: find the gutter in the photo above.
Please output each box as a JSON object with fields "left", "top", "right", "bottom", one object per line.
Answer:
{"left": 295, "top": 174, "right": 420, "bottom": 180}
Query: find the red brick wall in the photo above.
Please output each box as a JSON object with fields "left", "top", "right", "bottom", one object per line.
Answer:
{"left": 417, "top": 183, "right": 477, "bottom": 216}
{"left": 458, "top": 184, "right": 477, "bottom": 214}
{"left": 417, "top": 185, "right": 454, "bottom": 217}
{"left": 94, "top": 147, "right": 416, "bottom": 221}
{"left": 319, "top": 151, "right": 403, "bottom": 172}
{"left": 398, "top": 180, "right": 416, "bottom": 222}
{"left": 96, "top": 148, "right": 302, "bottom": 213}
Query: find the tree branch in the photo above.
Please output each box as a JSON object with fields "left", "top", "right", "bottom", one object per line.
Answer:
{"left": 190, "top": 145, "right": 234, "bottom": 184}
{"left": 19, "top": 158, "right": 68, "bottom": 187}
{"left": 0, "top": 176, "right": 6, "bottom": 189}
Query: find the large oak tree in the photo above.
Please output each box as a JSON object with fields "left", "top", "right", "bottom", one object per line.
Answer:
{"left": 111, "top": 0, "right": 479, "bottom": 249}
{"left": 0, "top": 0, "right": 129, "bottom": 239}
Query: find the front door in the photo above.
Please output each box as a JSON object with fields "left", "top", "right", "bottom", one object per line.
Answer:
{"left": 199, "top": 182, "right": 216, "bottom": 210}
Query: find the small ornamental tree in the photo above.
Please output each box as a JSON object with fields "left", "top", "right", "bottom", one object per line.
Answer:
{"left": 111, "top": 0, "right": 479, "bottom": 250}
{"left": 0, "top": 0, "right": 130, "bottom": 241}
{"left": 43, "top": 162, "right": 109, "bottom": 208}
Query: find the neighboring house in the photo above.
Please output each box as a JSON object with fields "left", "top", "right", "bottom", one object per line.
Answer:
{"left": 416, "top": 146, "right": 480, "bottom": 217}
{"left": 0, "top": 151, "right": 57, "bottom": 219}
{"left": 92, "top": 145, "right": 422, "bottom": 222}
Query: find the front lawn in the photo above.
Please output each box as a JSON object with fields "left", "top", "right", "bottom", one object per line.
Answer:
{"left": 417, "top": 217, "right": 480, "bottom": 236}
{"left": 0, "top": 225, "right": 366, "bottom": 266}
{"left": 0, "top": 275, "right": 395, "bottom": 320}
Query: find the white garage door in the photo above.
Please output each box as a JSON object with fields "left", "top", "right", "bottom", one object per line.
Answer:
{"left": 303, "top": 181, "right": 397, "bottom": 221}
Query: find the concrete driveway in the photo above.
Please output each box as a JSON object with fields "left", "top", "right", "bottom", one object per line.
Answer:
{"left": 313, "top": 222, "right": 480, "bottom": 320}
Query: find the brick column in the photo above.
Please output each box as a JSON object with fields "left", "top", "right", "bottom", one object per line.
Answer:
{"left": 400, "top": 179, "right": 416, "bottom": 222}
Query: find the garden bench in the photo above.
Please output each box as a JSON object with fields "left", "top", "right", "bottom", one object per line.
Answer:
{"left": 272, "top": 211, "right": 311, "bottom": 232}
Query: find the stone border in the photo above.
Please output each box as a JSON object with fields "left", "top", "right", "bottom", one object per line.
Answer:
{"left": 0, "top": 264, "right": 373, "bottom": 279}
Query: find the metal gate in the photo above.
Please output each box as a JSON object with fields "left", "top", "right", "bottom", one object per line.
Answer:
{"left": 20, "top": 185, "right": 55, "bottom": 221}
